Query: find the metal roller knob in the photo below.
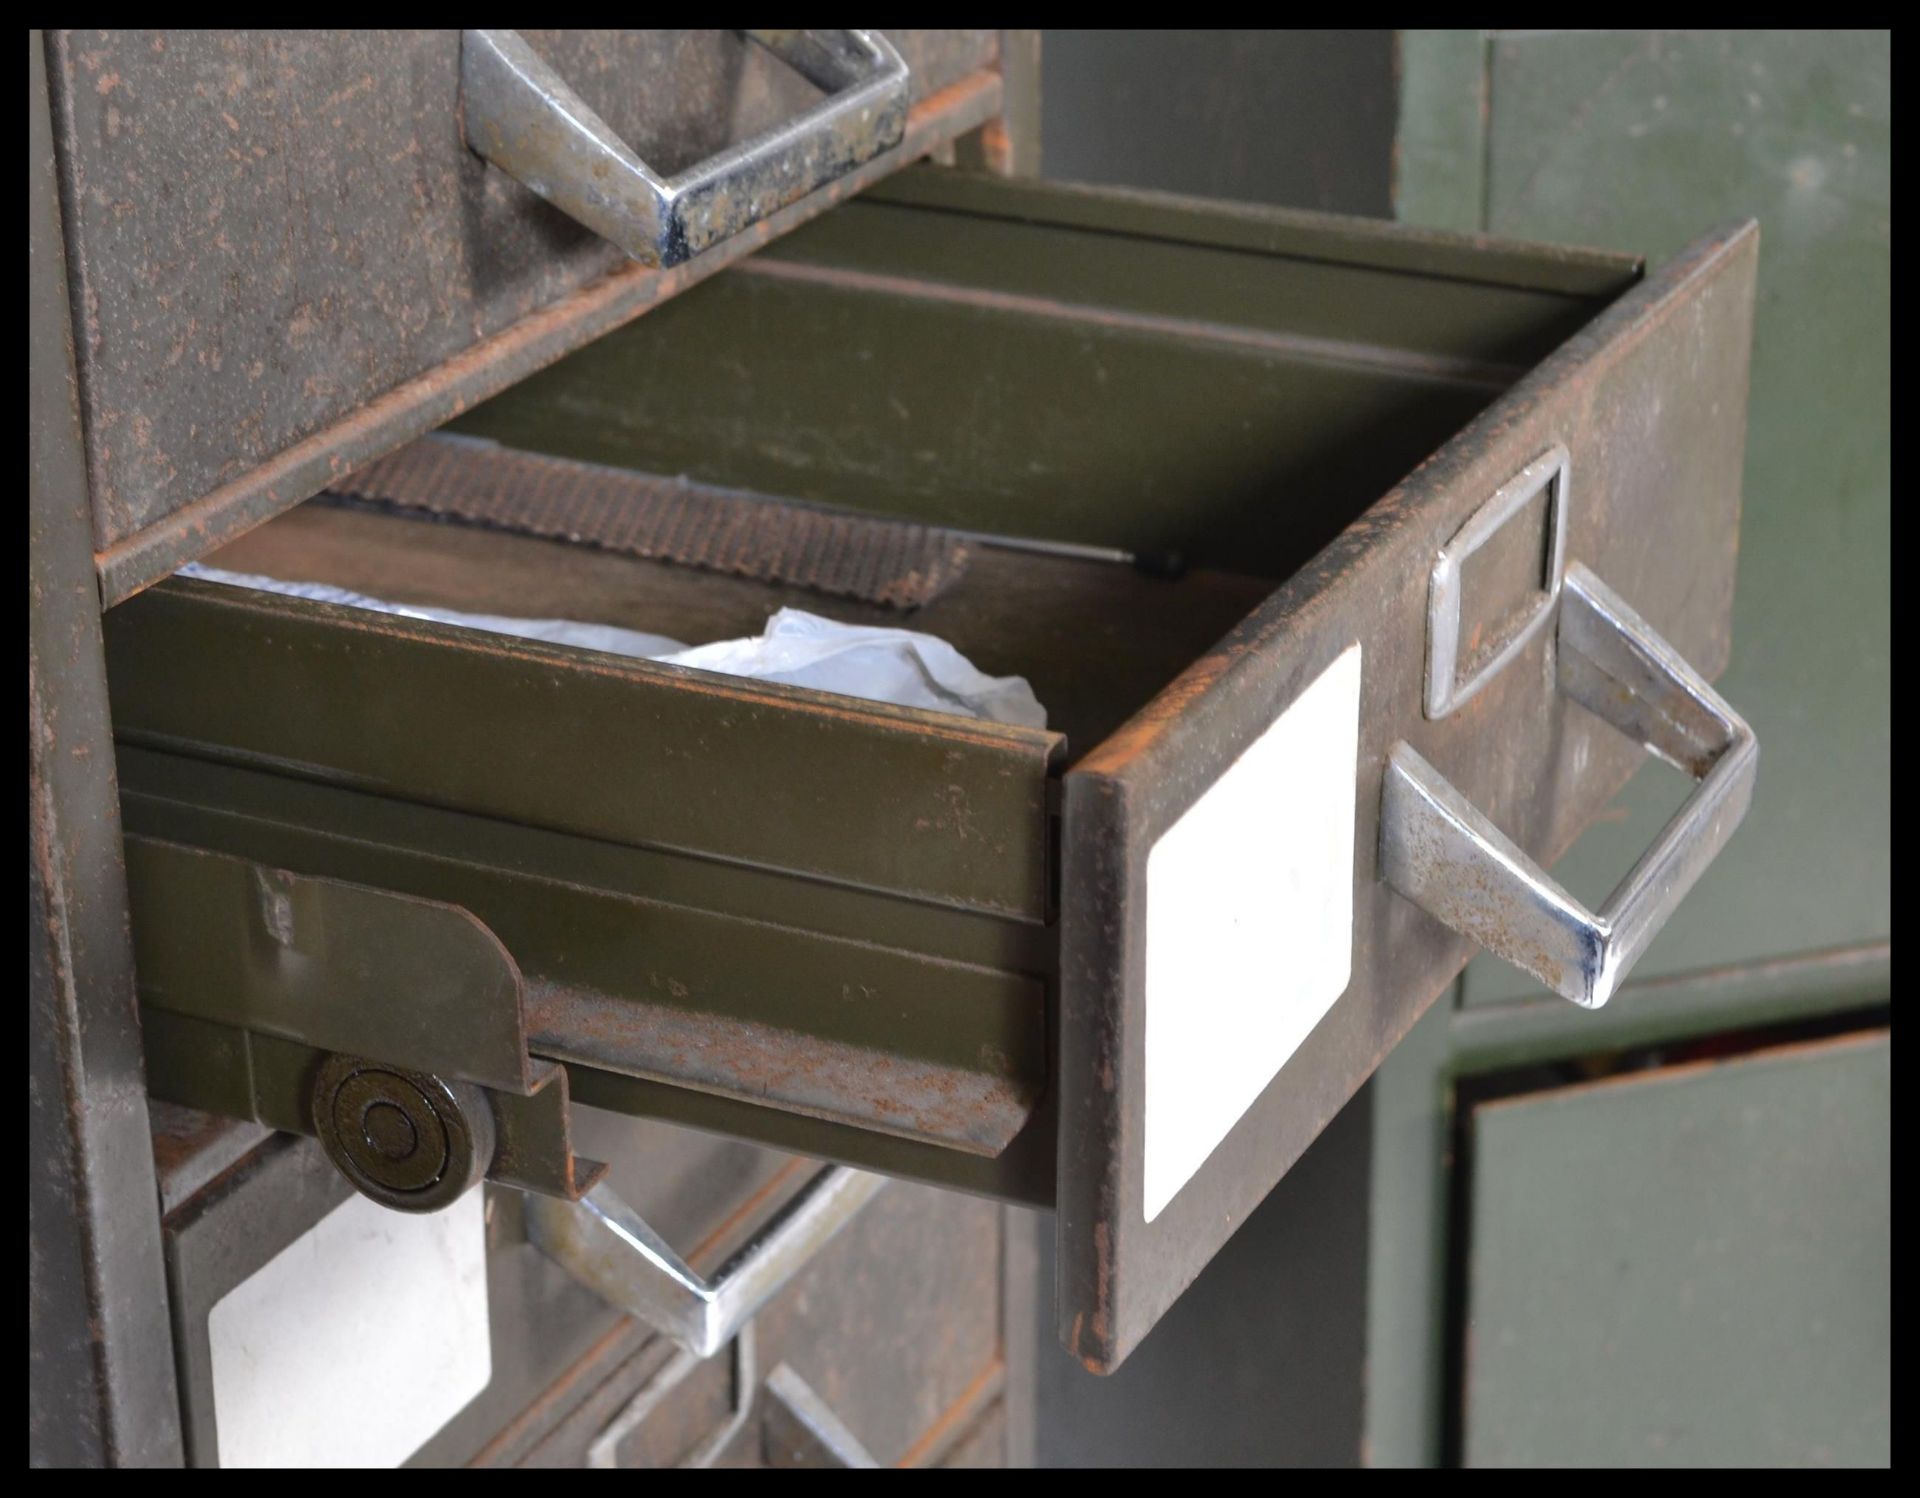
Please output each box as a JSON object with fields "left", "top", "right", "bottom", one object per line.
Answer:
{"left": 311, "top": 1053, "right": 495, "bottom": 1213}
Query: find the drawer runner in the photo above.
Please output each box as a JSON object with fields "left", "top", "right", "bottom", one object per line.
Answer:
{"left": 117, "top": 741, "right": 1058, "bottom": 1207}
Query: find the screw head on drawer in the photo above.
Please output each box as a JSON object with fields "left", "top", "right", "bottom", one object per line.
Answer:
{"left": 311, "top": 1053, "right": 495, "bottom": 1213}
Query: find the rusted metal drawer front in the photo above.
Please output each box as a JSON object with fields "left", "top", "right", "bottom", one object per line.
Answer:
{"left": 1056, "top": 224, "right": 1758, "bottom": 1371}
{"left": 45, "top": 30, "right": 1003, "bottom": 603}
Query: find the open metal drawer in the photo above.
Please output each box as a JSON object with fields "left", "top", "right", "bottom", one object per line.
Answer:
{"left": 104, "top": 169, "right": 1758, "bottom": 1372}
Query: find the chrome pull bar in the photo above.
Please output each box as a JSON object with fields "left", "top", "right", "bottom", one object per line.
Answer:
{"left": 461, "top": 30, "right": 909, "bottom": 269}
{"left": 1383, "top": 561, "right": 1757, "bottom": 1009}
{"left": 526, "top": 1164, "right": 887, "bottom": 1358}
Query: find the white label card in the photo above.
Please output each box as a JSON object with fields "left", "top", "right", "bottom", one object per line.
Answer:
{"left": 208, "top": 1185, "right": 492, "bottom": 1468}
{"left": 1143, "top": 643, "right": 1362, "bottom": 1222}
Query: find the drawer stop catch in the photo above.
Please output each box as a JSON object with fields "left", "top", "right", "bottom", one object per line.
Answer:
{"left": 125, "top": 837, "right": 609, "bottom": 1211}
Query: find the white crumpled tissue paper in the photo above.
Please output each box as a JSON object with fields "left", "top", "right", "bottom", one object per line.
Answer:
{"left": 180, "top": 564, "right": 1047, "bottom": 729}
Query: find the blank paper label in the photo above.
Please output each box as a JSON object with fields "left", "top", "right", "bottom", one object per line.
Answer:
{"left": 208, "top": 1186, "right": 491, "bottom": 1468}
{"left": 1143, "top": 644, "right": 1362, "bottom": 1222}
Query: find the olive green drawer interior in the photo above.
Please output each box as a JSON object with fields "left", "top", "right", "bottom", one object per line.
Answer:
{"left": 448, "top": 168, "right": 1636, "bottom": 586}
{"left": 380, "top": 162, "right": 1638, "bottom": 772}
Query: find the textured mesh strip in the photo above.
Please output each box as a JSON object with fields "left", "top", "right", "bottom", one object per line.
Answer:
{"left": 321, "top": 434, "right": 970, "bottom": 610}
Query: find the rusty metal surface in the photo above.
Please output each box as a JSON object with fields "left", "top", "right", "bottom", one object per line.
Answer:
{"left": 148, "top": 1100, "right": 272, "bottom": 1217}
{"left": 28, "top": 30, "right": 183, "bottom": 1469}
{"left": 954, "top": 29, "right": 1038, "bottom": 177}
{"left": 194, "top": 498, "right": 1265, "bottom": 783}
{"left": 328, "top": 434, "right": 972, "bottom": 609}
{"left": 529, "top": 986, "right": 1039, "bottom": 1157}
{"left": 142, "top": 998, "right": 611, "bottom": 1210}
{"left": 562, "top": 1064, "right": 1056, "bottom": 1211}
{"left": 932, "top": 1402, "right": 1008, "bottom": 1467}
{"left": 897, "top": 1359, "right": 1007, "bottom": 1467}
{"left": 490, "top": 1061, "right": 609, "bottom": 1202}
{"left": 124, "top": 835, "right": 623, "bottom": 1206}
{"left": 44, "top": 29, "right": 999, "bottom": 599}
{"left": 1056, "top": 222, "right": 1758, "bottom": 1371}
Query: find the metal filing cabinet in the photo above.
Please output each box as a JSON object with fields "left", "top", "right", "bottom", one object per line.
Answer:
{"left": 32, "top": 30, "right": 1767, "bottom": 1466}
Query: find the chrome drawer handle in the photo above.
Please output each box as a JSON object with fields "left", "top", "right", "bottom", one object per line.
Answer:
{"left": 527, "top": 1164, "right": 886, "bottom": 1359}
{"left": 763, "top": 1363, "right": 881, "bottom": 1468}
{"left": 1382, "top": 562, "right": 1758, "bottom": 1009}
{"left": 460, "top": 29, "right": 909, "bottom": 269}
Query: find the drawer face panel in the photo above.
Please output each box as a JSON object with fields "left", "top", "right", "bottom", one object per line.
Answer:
{"left": 107, "top": 172, "right": 1755, "bottom": 1372}
{"left": 1058, "top": 222, "right": 1756, "bottom": 1369}
{"left": 46, "top": 30, "right": 1002, "bottom": 600}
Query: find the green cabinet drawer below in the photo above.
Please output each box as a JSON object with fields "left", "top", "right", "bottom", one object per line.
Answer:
{"left": 1463, "top": 1029, "right": 1890, "bottom": 1467}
